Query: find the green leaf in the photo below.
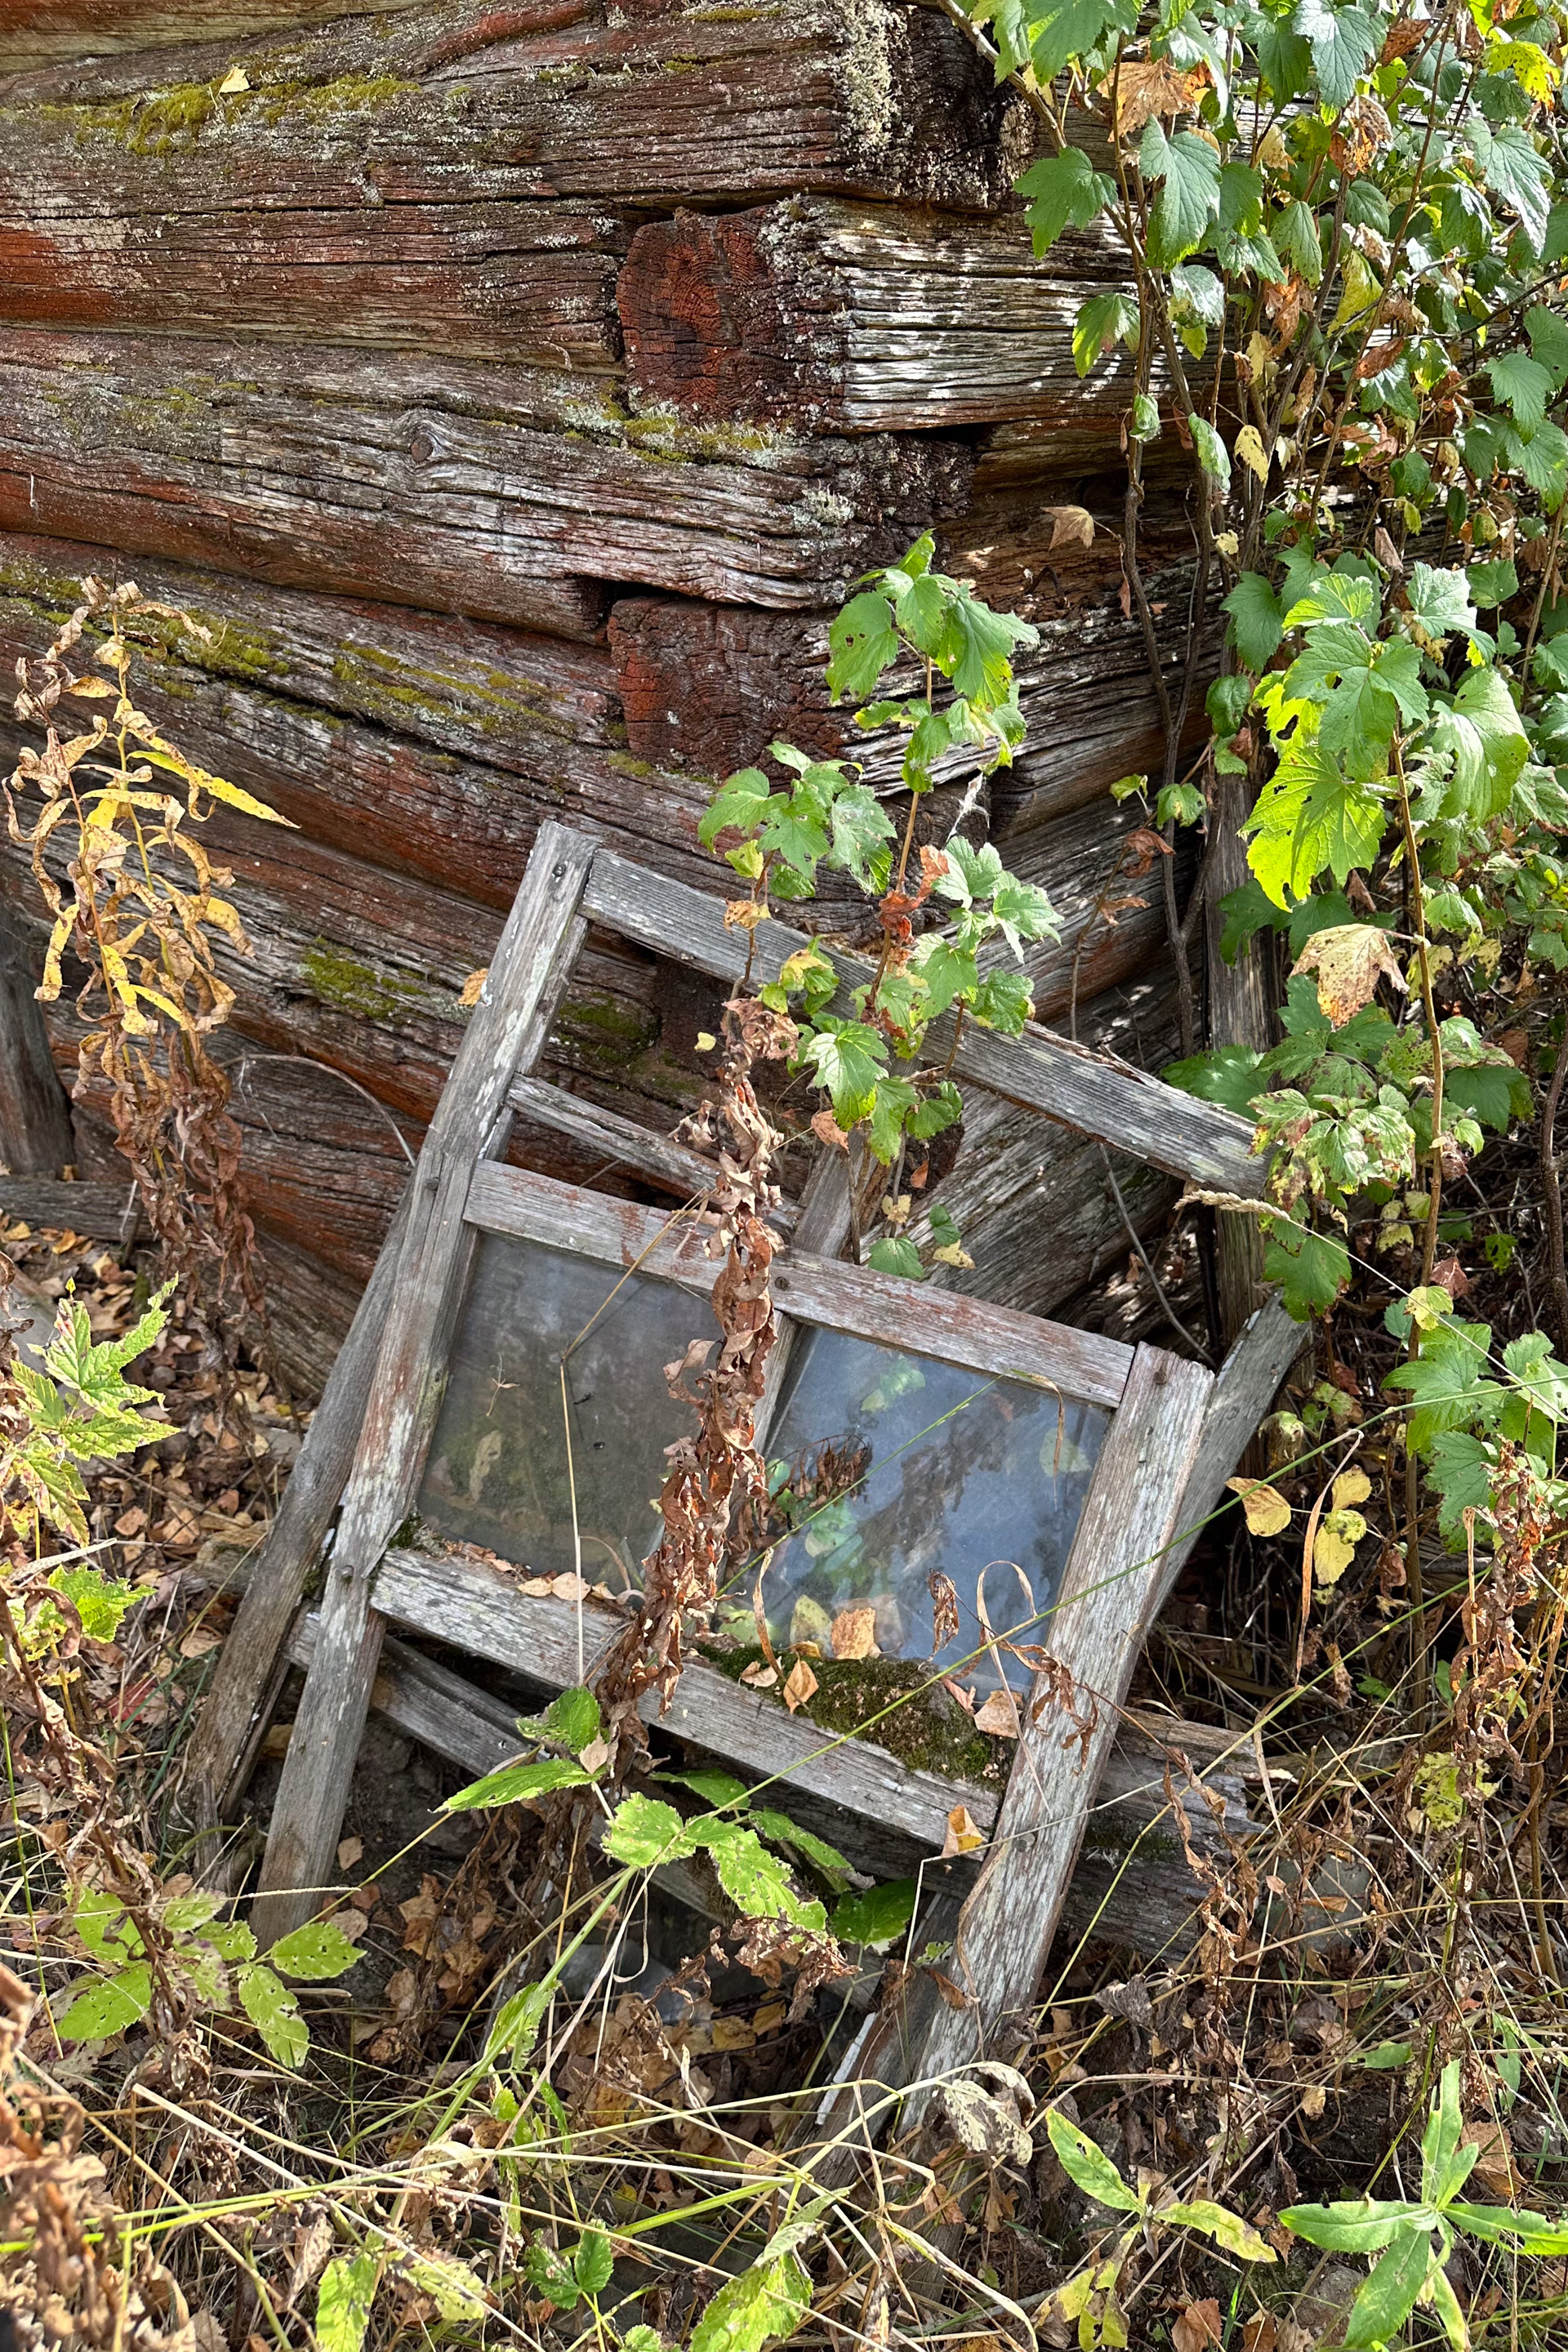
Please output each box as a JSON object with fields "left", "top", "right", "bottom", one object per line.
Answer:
{"left": 317, "top": 2256, "right": 377, "bottom": 2352}
{"left": 1072, "top": 290, "right": 1139, "bottom": 377}
{"left": 1224, "top": 572, "right": 1285, "bottom": 670}
{"left": 1487, "top": 351, "right": 1554, "bottom": 430}
{"left": 1161, "top": 2201, "right": 1278, "bottom": 2262}
{"left": 908, "top": 937, "right": 978, "bottom": 1020}
{"left": 604, "top": 1794, "right": 698, "bottom": 1869}
{"left": 1421, "top": 2059, "right": 1466, "bottom": 2198}
{"left": 1447, "top": 2203, "right": 1568, "bottom": 2252}
{"left": 826, "top": 591, "right": 899, "bottom": 701}
{"left": 402, "top": 2253, "right": 487, "bottom": 2325}
{"left": 1017, "top": 147, "right": 1115, "bottom": 252}
{"left": 521, "top": 1685, "right": 602, "bottom": 1754}
{"left": 969, "top": 967, "right": 1035, "bottom": 1033}
{"left": 1343, "top": 2224, "right": 1434, "bottom": 2350}
{"left": 1165, "top": 1045, "right": 1267, "bottom": 1118}
{"left": 1472, "top": 119, "right": 1551, "bottom": 252}
{"left": 237, "top": 1962, "right": 307, "bottom": 2069}
{"left": 991, "top": 874, "right": 1058, "bottom": 951}
{"left": 687, "top": 2250, "right": 812, "bottom": 2352}
{"left": 700, "top": 769, "right": 772, "bottom": 848}
{"left": 47, "top": 1566, "right": 145, "bottom": 1642}
{"left": 1468, "top": 557, "right": 1520, "bottom": 607}
{"left": 1406, "top": 564, "right": 1477, "bottom": 644}
{"left": 1274, "top": 198, "right": 1324, "bottom": 283}
{"left": 1045, "top": 2108, "right": 1142, "bottom": 2213}
{"left": 831, "top": 1879, "right": 918, "bottom": 1948}
{"left": 443, "top": 1757, "right": 591, "bottom": 1813}
{"left": 828, "top": 786, "right": 897, "bottom": 890}
{"left": 657, "top": 1766, "right": 750, "bottom": 1808}
{"left": 268, "top": 1919, "right": 363, "bottom": 1981}
{"left": 1189, "top": 416, "right": 1231, "bottom": 491}
{"left": 1446, "top": 1061, "right": 1530, "bottom": 1134}
{"left": 72, "top": 1886, "right": 139, "bottom": 1962}
{"left": 206, "top": 1920, "right": 256, "bottom": 1962}
{"left": 523, "top": 2244, "right": 581, "bottom": 2310}
{"left": 574, "top": 2229, "right": 614, "bottom": 2298}
{"left": 1356, "top": 2040, "right": 1414, "bottom": 2069}
{"left": 864, "top": 1076, "right": 920, "bottom": 1164}
{"left": 1140, "top": 120, "right": 1221, "bottom": 266}
{"left": 1265, "top": 1225, "right": 1351, "bottom": 1319}
{"left": 1279, "top": 2199, "right": 1428, "bottom": 2253}
{"left": 1430, "top": 666, "right": 1529, "bottom": 821}
{"left": 1131, "top": 391, "right": 1160, "bottom": 442}
{"left": 748, "top": 1811, "right": 853, "bottom": 1890}
{"left": 1291, "top": 0, "right": 1380, "bottom": 109}
{"left": 1245, "top": 724, "right": 1387, "bottom": 905}
{"left": 802, "top": 1020, "right": 888, "bottom": 1125}
{"left": 56, "top": 1965, "right": 151, "bottom": 2042}
{"left": 866, "top": 1235, "right": 925, "bottom": 1280}
{"left": 1527, "top": 303, "right": 1568, "bottom": 389}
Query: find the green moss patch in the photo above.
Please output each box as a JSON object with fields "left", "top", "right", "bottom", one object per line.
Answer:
{"left": 702, "top": 1642, "right": 1008, "bottom": 1787}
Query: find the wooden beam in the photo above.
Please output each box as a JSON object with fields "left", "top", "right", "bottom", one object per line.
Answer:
{"left": 283, "top": 1596, "right": 1250, "bottom": 1950}
{"left": 621, "top": 202, "right": 1138, "bottom": 434}
{"left": 903, "top": 1344, "right": 1214, "bottom": 2096}
{"left": 0, "top": 1178, "right": 136, "bottom": 1243}
{"left": 0, "top": 0, "right": 430, "bottom": 74}
{"left": 463, "top": 1160, "right": 1134, "bottom": 1410}
{"left": 581, "top": 849, "right": 1265, "bottom": 1195}
{"left": 1154, "top": 1291, "right": 1307, "bottom": 1612}
{"left": 252, "top": 823, "right": 596, "bottom": 1945}
{"left": 506, "top": 1076, "right": 799, "bottom": 1225}
{"left": 0, "top": 932, "right": 73, "bottom": 1177}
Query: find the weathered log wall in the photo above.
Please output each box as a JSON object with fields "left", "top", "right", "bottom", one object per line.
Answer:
{"left": 0, "top": 0, "right": 1205, "bottom": 1393}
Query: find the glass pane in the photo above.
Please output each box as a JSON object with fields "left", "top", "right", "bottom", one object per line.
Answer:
{"left": 418, "top": 1232, "right": 1109, "bottom": 1690}
{"left": 417, "top": 1232, "right": 698, "bottom": 1588}
{"left": 753, "top": 1330, "right": 1108, "bottom": 1691}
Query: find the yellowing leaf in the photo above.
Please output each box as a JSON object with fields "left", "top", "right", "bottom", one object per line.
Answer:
{"left": 1235, "top": 424, "right": 1270, "bottom": 481}
{"left": 695, "top": 1031, "right": 718, "bottom": 1053}
{"left": 1312, "top": 1508, "right": 1367, "bottom": 1587}
{"left": 1405, "top": 1285, "right": 1453, "bottom": 1331}
{"left": 1331, "top": 1465, "right": 1372, "bottom": 1510}
{"left": 942, "top": 1805, "right": 985, "bottom": 1858}
{"left": 1227, "top": 1475, "right": 1293, "bottom": 1537}
{"left": 829, "top": 1606, "right": 878, "bottom": 1659}
{"left": 1290, "top": 924, "right": 1407, "bottom": 1025}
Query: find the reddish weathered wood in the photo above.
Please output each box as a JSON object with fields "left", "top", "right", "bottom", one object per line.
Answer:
{"left": 621, "top": 202, "right": 1134, "bottom": 431}
{"left": 0, "top": 333, "right": 973, "bottom": 635}
{"left": 252, "top": 823, "right": 596, "bottom": 1945}
{"left": 0, "top": 0, "right": 1029, "bottom": 214}
{"left": 0, "top": 203, "right": 629, "bottom": 371}
{"left": 0, "top": 1, "right": 430, "bottom": 74}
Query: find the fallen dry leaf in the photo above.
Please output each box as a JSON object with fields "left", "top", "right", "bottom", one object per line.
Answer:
{"left": 942, "top": 1804, "right": 985, "bottom": 1858}
{"left": 337, "top": 1836, "right": 364, "bottom": 1871}
{"left": 261, "top": 1722, "right": 293, "bottom": 1760}
{"left": 1101, "top": 56, "right": 1205, "bottom": 132}
{"left": 740, "top": 1660, "right": 778, "bottom": 1688}
{"left": 1461, "top": 2117, "right": 1518, "bottom": 2200}
{"left": 973, "top": 1689, "right": 1021, "bottom": 1738}
{"left": 1046, "top": 503, "right": 1095, "bottom": 551}
{"left": 1174, "top": 2301, "right": 1223, "bottom": 2352}
{"left": 830, "top": 1605, "right": 879, "bottom": 1660}
{"left": 928, "top": 1570, "right": 960, "bottom": 1652}
{"left": 810, "top": 1107, "right": 850, "bottom": 1150}
{"left": 1331, "top": 1465, "right": 1372, "bottom": 1510}
{"left": 458, "top": 966, "right": 488, "bottom": 1009}
{"left": 782, "top": 1657, "right": 818, "bottom": 1713}
{"left": 1228, "top": 1475, "right": 1294, "bottom": 1538}
{"left": 178, "top": 1625, "right": 220, "bottom": 1659}
{"left": 1291, "top": 922, "right": 1406, "bottom": 1025}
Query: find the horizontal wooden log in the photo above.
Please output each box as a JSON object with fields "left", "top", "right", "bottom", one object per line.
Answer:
{"left": 0, "top": 1177, "right": 138, "bottom": 1241}
{"left": 0, "top": 0, "right": 1031, "bottom": 213}
{"left": 0, "top": 332, "right": 973, "bottom": 633}
{"left": 621, "top": 200, "right": 1134, "bottom": 432}
{"left": 283, "top": 1595, "right": 1250, "bottom": 1948}
{"left": 0, "top": 200, "right": 630, "bottom": 371}
{"left": 581, "top": 848, "right": 1265, "bottom": 1194}
{"left": 0, "top": 1, "right": 430, "bottom": 75}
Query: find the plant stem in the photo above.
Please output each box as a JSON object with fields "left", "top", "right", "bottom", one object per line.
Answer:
{"left": 1542, "top": 1007, "right": 1568, "bottom": 1353}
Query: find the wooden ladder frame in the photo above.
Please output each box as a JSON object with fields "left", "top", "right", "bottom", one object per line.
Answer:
{"left": 183, "top": 819, "right": 1298, "bottom": 2074}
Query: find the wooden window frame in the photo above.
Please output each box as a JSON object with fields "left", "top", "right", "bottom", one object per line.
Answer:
{"left": 183, "top": 820, "right": 1299, "bottom": 2094}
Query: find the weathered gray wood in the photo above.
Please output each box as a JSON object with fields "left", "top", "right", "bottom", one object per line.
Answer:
{"left": 252, "top": 824, "right": 595, "bottom": 1944}
{"left": 581, "top": 850, "right": 1266, "bottom": 1195}
{"left": 621, "top": 202, "right": 1138, "bottom": 433}
{"left": 0, "top": 931, "right": 74, "bottom": 1177}
{"left": 284, "top": 1594, "right": 1250, "bottom": 1949}
{"left": 904, "top": 1344, "right": 1214, "bottom": 2096}
{"left": 372, "top": 1547, "right": 993, "bottom": 1873}
{"left": 507, "top": 1075, "right": 794, "bottom": 1223}
{"left": 0, "top": 1177, "right": 136, "bottom": 1241}
{"left": 462, "top": 1160, "right": 1134, "bottom": 1410}
{"left": 1154, "top": 1291, "right": 1307, "bottom": 1610}
{"left": 181, "top": 1183, "right": 415, "bottom": 1845}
